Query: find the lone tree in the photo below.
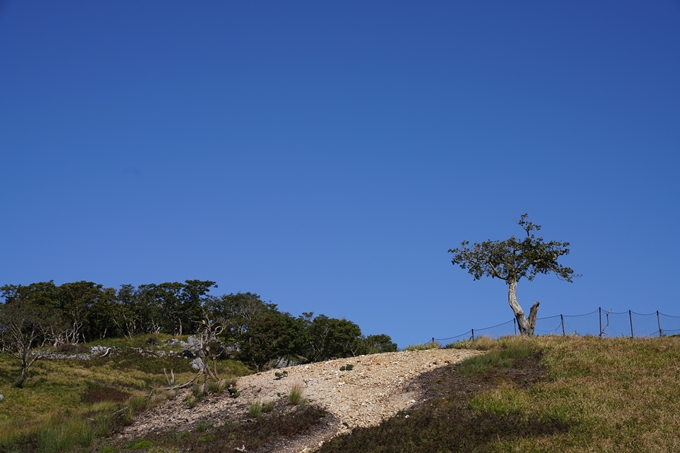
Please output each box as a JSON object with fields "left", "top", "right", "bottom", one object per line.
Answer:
{"left": 448, "top": 214, "right": 579, "bottom": 336}
{"left": 0, "top": 301, "right": 64, "bottom": 388}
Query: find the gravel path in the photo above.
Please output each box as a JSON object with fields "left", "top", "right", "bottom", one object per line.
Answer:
{"left": 122, "top": 348, "right": 482, "bottom": 451}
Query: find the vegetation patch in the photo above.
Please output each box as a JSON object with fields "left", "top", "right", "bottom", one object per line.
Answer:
{"left": 117, "top": 404, "right": 328, "bottom": 452}
{"left": 403, "top": 342, "right": 439, "bottom": 352}
{"left": 288, "top": 383, "right": 304, "bottom": 405}
{"left": 318, "top": 335, "right": 680, "bottom": 453}
{"left": 81, "top": 384, "right": 132, "bottom": 404}
{"left": 0, "top": 341, "right": 250, "bottom": 452}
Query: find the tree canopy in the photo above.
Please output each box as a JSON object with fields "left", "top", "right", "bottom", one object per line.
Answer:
{"left": 449, "top": 214, "right": 579, "bottom": 335}
{"left": 0, "top": 280, "right": 396, "bottom": 384}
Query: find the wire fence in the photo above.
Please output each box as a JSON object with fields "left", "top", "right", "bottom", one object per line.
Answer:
{"left": 432, "top": 308, "right": 680, "bottom": 344}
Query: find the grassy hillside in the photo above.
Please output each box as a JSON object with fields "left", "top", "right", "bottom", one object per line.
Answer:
{"left": 319, "top": 335, "right": 680, "bottom": 452}
{"left": 2, "top": 335, "right": 679, "bottom": 452}
{"left": 0, "top": 334, "right": 250, "bottom": 453}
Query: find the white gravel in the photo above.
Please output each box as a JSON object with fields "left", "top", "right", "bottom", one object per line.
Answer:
{"left": 122, "top": 348, "right": 482, "bottom": 450}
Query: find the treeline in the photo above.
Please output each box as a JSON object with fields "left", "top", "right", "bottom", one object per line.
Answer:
{"left": 0, "top": 280, "right": 397, "bottom": 369}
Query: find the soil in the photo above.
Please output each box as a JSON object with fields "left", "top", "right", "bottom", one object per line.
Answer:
{"left": 120, "top": 348, "right": 482, "bottom": 452}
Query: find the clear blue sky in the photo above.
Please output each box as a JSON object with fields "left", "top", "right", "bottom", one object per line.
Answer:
{"left": 2, "top": 1, "right": 679, "bottom": 347}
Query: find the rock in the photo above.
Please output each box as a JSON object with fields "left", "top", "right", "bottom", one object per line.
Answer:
{"left": 190, "top": 357, "right": 204, "bottom": 370}
{"left": 0, "top": 394, "right": 4, "bottom": 401}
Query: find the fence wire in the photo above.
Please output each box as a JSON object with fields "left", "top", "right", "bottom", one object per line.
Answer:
{"left": 433, "top": 307, "right": 680, "bottom": 344}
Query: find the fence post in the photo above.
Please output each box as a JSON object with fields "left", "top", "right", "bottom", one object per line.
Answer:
{"left": 513, "top": 318, "right": 517, "bottom": 335}
{"left": 599, "top": 307, "right": 602, "bottom": 338}
{"left": 561, "top": 314, "right": 565, "bottom": 336}
{"left": 629, "top": 310, "right": 634, "bottom": 338}
{"left": 657, "top": 311, "right": 662, "bottom": 337}
{"left": 471, "top": 329, "right": 475, "bottom": 341}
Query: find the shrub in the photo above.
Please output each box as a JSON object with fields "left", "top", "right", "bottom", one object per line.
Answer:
{"left": 228, "top": 385, "right": 240, "bottom": 398}
{"left": 248, "top": 401, "right": 263, "bottom": 418}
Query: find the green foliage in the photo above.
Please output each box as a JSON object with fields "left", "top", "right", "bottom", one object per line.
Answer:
{"left": 449, "top": 214, "right": 577, "bottom": 284}
{"left": 304, "top": 315, "right": 363, "bottom": 361}
{"left": 238, "top": 305, "right": 302, "bottom": 370}
{"left": 340, "top": 364, "right": 354, "bottom": 371}
{"left": 2, "top": 280, "right": 393, "bottom": 372}
{"left": 448, "top": 214, "right": 579, "bottom": 335}
{"left": 359, "top": 334, "right": 398, "bottom": 354}
{"left": 227, "top": 385, "right": 240, "bottom": 398}
{"left": 0, "top": 280, "right": 218, "bottom": 342}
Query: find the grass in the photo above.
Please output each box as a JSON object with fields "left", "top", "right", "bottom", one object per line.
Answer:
{"left": 403, "top": 341, "right": 440, "bottom": 351}
{"left": 0, "top": 336, "right": 251, "bottom": 452}
{"left": 317, "top": 335, "right": 680, "bottom": 453}
{"left": 4, "top": 334, "right": 680, "bottom": 452}
{"left": 288, "top": 383, "right": 304, "bottom": 405}
{"left": 248, "top": 400, "right": 263, "bottom": 418}
{"left": 445, "top": 334, "right": 496, "bottom": 351}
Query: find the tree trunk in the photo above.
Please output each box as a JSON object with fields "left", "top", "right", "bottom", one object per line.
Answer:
{"left": 507, "top": 280, "right": 539, "bottom": 336}
{"left": 13, "top": 366, "right": 28, "bottom": 388}
{"left": 528, "top": 301, "right": 540, "bottom": 334}
{"left": 13, "top": 350, "right": 31, "bottom": 388}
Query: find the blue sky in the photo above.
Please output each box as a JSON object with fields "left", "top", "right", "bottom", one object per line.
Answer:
{"left": 1, "top": 1, "right": 679, "bottom": 347}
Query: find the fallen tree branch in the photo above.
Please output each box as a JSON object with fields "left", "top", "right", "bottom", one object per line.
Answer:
{"left": 164, "top": 368, "right": 203, "bottom": 391}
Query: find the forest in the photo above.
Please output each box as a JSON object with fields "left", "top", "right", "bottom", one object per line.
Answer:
{"left": 0, "top": 280, "right": 396, "bottom": 377}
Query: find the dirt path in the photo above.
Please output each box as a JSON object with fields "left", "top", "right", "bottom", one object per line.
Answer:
{"left": 121, "top": 348, "right": 482, "bottom": 451}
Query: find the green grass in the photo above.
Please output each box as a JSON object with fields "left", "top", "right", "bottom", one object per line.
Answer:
{"left": 457, "top": 336, "right": 534, "bottom": 375}
{"left": 317, "top": 335, "right": 680, "bottom": 453}
{"left": 5, "top": 334, "right": 680, "bottom": 452}
{"left": 0, "top": 335, "right": 252, "bottom": 452}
